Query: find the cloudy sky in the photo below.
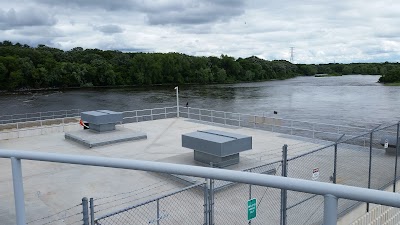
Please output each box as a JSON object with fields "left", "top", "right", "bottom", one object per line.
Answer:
{"left": 1, "top": 0, "right": 400, "bottom": 64}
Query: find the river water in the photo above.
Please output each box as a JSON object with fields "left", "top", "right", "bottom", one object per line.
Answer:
{"left": 0, "top": 75, "right": 399, "bottom": 126}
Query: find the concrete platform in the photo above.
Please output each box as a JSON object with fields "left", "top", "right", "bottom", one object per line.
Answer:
{"left": 0, "top": 118, "right": 329, "bottom": 225}
{"left": 65, "top": 127, "right": 147, "bottom": 148}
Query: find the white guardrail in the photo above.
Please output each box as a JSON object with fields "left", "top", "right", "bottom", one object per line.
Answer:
{"left": 2, "top": 149, "right": 400, "bottom": 225}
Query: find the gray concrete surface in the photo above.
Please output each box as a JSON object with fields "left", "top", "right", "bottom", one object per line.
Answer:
{"left": 65, "top": 127, "right": 147, "bottom": 148}
{"left": 0, "top": 118, "right": 327, "bottom": 225}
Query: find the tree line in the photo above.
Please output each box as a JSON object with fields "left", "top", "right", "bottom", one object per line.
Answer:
{"left": 0, "top": 40, "right": 399, "bottom": 91}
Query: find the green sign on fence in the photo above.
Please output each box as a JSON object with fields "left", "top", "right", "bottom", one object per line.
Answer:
{"left": 247, "top": 198, "right": 257, "bottom": 220}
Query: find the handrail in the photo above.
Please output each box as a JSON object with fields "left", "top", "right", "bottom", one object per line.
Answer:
{"left": 2, "top": 149, "right": 400, "bottom": 225}
{"left": 0, "top": 109, "right": 80, "bottom": 118}
{"left": 184, "top": 106, "right": 371, "bottom": 131}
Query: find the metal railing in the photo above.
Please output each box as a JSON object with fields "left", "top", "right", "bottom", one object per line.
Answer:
{"left": 121, "top": 106, "right": 178, "bottom": 124}
{"left": 0, "top": 107, "right": 178, "bottom": 140}
{"left": 2, "top": 105, "right": 389, "bottom": 144}
{"left": 0, "top": 117, "right": 81, "bottom": 139}
{"left": 180, "top": 106, "right": 379, "bottom": 142}
{"left": 2, "top": 149, "right": 400, "bottom": 225}
{"left": 0, "top": 109, "right": 81, "bottom": 124}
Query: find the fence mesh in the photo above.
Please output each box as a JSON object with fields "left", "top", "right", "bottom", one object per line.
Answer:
{"left": 284, "top": 123, "right": 400, "bottom": 224}
{"left": 26, "top": 202, "right": 82, "bottom": 225}
{"left": 95, "top": 184, "right": 204, "bottom": 225}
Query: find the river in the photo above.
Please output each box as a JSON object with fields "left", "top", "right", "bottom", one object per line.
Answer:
{"left": 0, "top": 75, "right": 399, "bottom": 126}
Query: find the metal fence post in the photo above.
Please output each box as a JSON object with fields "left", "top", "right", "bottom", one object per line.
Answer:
{"left": 82, "top": 197, "right": 89, "bottom": 225}
{"left": 367, "top": 131, "right": 373, "bottom": 212}
{"left": 90, "top": 198, "right": 95, "bottom": 225}
{"left": 188, "top": 107, "right": 190, "bottom": 119}
{"left": 11, "top": 157, "right": 26, "bottom": 225}
{"left": 151, "top": 109, "right": 154, "bottom": 120}
{"left": 135, "top": 111, "right": 138, "bottom": 123}
{"left": 394, "top": 122, "right": 400, "bottom": 192}
{"left": 249, "top": 168, "right": 252, "bottom": 225}
{"left": 164, "top": 108, "right": 167, "bottom": 119}
{"left": 281, "top": 144, "right": 288, "bottom": 225}
{"left": 333, "top": 144, "right": 338, "bottom": 184}
{"left": 333, "top": 134, "right": 344, "bottom": 184}
{"left": 157, "top": 199, "right": 160, "bottom": 225}
{"left": 323, "top": 194, "right": 338, "bottom": 225}
{"left": 209, "top": 179, "right": 215, "bottom": 225}
{"left": 204, "top": 179, "right": 209, "bottom": 225}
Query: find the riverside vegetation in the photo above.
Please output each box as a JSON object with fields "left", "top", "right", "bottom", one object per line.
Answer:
{"left": 0, "top": 40, "right": 399, "bottom": 91}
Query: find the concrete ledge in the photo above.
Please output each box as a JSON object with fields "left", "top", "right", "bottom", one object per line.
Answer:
{"left": 65, "top": 127, "right": 147, "bottom": 148}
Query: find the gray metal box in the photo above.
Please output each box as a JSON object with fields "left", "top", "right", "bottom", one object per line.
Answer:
{"left": 81, "top": 110, "right": 123, "bottom": 132}
{"left": 182, "top": 130, "right": 252, "bottom": 167}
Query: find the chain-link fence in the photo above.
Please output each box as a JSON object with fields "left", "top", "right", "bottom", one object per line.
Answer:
{"left": 94, "top": 183, "right": 205, "bottom": 225}
{"left": 284, "top": 122, "right": 400, "bottom": 224}
{"left": 26, "top": 200, "right": 84, "bottom": 225}
{"left": 79, "top": 122, "right": 399, "bottom": 225}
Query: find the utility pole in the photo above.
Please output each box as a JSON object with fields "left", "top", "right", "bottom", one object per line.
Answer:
{"left": 290, "top": 47, "right": 294, "bottom": 63}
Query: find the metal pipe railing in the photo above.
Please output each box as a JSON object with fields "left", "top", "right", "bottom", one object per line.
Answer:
{"left": 2, "top": 149, "right": 400, "bottom": 225}
{"left": 0, "top": 109, "right": 80, "bottom": 124}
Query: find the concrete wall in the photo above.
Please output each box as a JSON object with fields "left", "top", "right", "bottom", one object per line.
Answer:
{"left": 339, "top": 181, "right": 400, "bottom": 225}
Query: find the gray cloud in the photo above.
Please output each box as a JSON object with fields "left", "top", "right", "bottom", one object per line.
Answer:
{"left": 34, "top": 0, "right": 136, "bottom": 11}
{"left": 94, "top": 24, "right": 124, "bottom": 34}
{"left": 144, "top": 0, "right": 245, "bottom": 25}
{"left": 0, "top": 8, "right": 57, "bottom": 30}
{"left": 1, "top": 0, "right": 400, "bottom": 63}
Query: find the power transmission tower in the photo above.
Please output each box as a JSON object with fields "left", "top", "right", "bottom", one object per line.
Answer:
{"left": 290, "top": 47, "right": 294, "bottom": 63}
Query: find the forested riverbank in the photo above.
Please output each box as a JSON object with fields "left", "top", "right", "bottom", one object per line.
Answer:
{"left": 0, "top": 41, "right": 399, "bottom": 91}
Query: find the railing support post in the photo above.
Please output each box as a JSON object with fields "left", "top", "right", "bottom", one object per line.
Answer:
{"left": 323, "top": 194, "right": 338, "bottom": 225}
{"left": 82, "top": 197, "right": 89, "bottom": 225}
{"left": 224, "top": 112, "right": 227, "bottom": 125}
{"left": 11, "top": 157, "right": 26, "bottom": 225}
{"left": 280, "top": 144, "right": 288, "bottom": 225}
{"left": 175, "top": 86, "right": 179, "bottom": 118}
